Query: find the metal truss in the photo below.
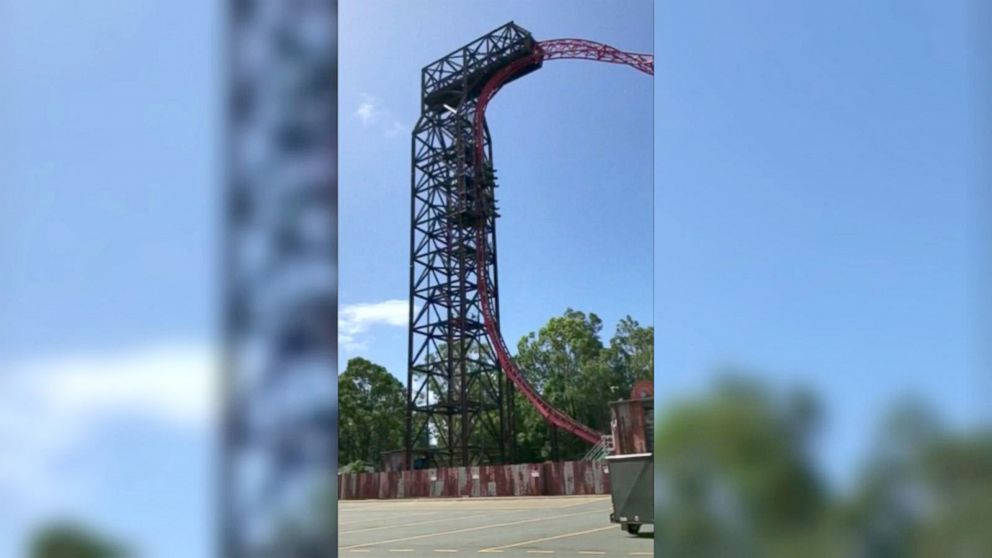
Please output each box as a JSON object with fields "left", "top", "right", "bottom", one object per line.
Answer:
{"left": 405, "top": 22, "right": 542, "bottom": 470}
{"left": 223, "top": 1, "right": 337, "bottom": 556}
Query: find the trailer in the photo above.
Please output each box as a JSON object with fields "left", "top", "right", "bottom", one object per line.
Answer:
{"left": 606, "top": 384, "right": 653, "bottom": 535}
{"left": 607, "top": 452, "right": 654, "bottom": 534}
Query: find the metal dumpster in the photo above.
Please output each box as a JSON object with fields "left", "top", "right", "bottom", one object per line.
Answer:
{"left": 607, "top": 452, "right": 654, "bottom": 534}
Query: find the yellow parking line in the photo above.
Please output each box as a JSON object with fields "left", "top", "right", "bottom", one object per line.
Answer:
{"left": 556, "top": 498, "right": 608, "bottom": 509}
{"left": 479, "top": 525, "right": 615, "bottom": 553}
{"left": 340, "top": 508, "right": 610, "bottom": 550}
{"left": 341, "top": 512, "right": 490, "bottom": 534}
{"left": 339, "top": 511, "right": 444, "bottom": 526}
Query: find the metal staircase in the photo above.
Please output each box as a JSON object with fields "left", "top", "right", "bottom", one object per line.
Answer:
{"left": 583, "top": 435, "right": 614, "bottom": 461}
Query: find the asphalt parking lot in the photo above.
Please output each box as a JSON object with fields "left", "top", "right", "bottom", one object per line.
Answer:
{"left": 338, "top": 495, "right": 652, "bottom": 556}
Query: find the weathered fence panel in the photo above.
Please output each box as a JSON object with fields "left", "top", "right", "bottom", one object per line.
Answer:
{"left": 543, "top": 461, "right": 611, "bottom": 496}
{"left": 338, "top": 460, "right": 611, "bottom": 500}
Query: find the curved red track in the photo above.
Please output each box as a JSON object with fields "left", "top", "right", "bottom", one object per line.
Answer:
{"left": 472, "top": 40, "right": 653, "bottom": 445}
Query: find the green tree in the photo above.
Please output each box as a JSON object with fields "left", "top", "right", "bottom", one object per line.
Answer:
{"left": 654, "top": 376, "right": 827, "bottom": 558}
{"left": 603, "top": 315, "right": 654, "bottom": 384}
{"left": 912, "top": 431, "right": 992, "bottom": 557}
{"left": 847, "top": 399, "right": 992, "bottom": 558}
{"left": 512, "top": 309, "right": 653, "bottom": 461}
{"left": 398, "top": 309, "right": 653, "bottom": 465}
{"left": 338, "top": 357, "right": 406, "bottom": 471}
{"left": 29, "top": 521, "right": 128, "bottom": 558}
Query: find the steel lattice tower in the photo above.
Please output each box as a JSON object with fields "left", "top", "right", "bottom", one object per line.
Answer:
{"left": 406, "top": 23, "right": 543, "bottom": 469}
{"left": 223, "top": 1, "right": 337, "bottom": 556}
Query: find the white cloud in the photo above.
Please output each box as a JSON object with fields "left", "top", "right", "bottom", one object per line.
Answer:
{"left": 28, "top": 345, "right": 215, "bottom": 427}
{"left": 339, "top": 299, "right": 410, "bottom": 352}
{"left": 354, "top": 95, "right": 407, "bottom": 139}
{"left": 0, "top": 342, "right": 215, "bottom": 512}
{"left": 354, "top": 95, "right": 381, "bottom": 126}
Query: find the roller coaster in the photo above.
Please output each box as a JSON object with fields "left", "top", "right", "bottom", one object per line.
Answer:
{"left": 406, "top": 22, "right": 652, "bottom": 468}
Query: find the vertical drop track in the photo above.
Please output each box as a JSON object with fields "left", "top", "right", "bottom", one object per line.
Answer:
{"left": 472, "top": 40, "right": 653, "bottom": 446}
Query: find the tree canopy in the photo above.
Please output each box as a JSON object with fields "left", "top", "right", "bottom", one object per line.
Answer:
{"left": 513, "top": 309, "right": 653, "bottom": 462}
{"left": 653, "top": 376, "right": 828, "bottom": 557}
{"left": 29, "top": 522, "right": 128, "bottom": 558}
{"left": 652, "top": 379, "right": 992, "bottom": 558}
{"left": 338, "top": 309, "right": 653, "bottom": 466}
{"left": 338, "top": 357, "right": 406, "bottom": 471}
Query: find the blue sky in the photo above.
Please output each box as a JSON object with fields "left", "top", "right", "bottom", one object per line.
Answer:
{"left": 657, "top": 0, "right": 985, "bottom": 487}
{"left": 0, "top": 1, "right": 986, "bottom": 557}
{"left": 0, "top": 2, "right": 218, "bottom": 558}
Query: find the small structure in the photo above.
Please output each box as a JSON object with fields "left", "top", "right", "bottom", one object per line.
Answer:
{"left": 606, "top": 382, "right": 654, "bottom": 535}
{"left": 382, "top": 449, "right": 430, "bottom": 472}
{"left": 381, "top": 450, "right": 406, "bottom": 473}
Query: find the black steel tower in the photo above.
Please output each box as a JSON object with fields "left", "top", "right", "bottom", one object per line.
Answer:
{"left": 405, "top": 23, "right": 543, "bottom": 469}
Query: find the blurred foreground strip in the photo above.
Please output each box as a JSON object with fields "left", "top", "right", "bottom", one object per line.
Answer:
{"left": 653, "top": 376, "right": 992, "bottom": 558}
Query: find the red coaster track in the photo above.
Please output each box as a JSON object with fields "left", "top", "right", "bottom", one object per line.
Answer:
{"left": 472, "top": 40, "right": 653, "bottom": 445}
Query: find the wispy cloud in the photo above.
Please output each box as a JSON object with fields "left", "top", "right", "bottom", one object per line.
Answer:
{"left": 0, "top": 343, "right": 214, "bottom": 513}
{"left": 354, "top": 94, "right": 407, "bottom": 139}
{"left": 355, "top": 95, "right": 381, "bottom": 126}
{"left": 339, "top": 299, "right": 410, "bottom": 352}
